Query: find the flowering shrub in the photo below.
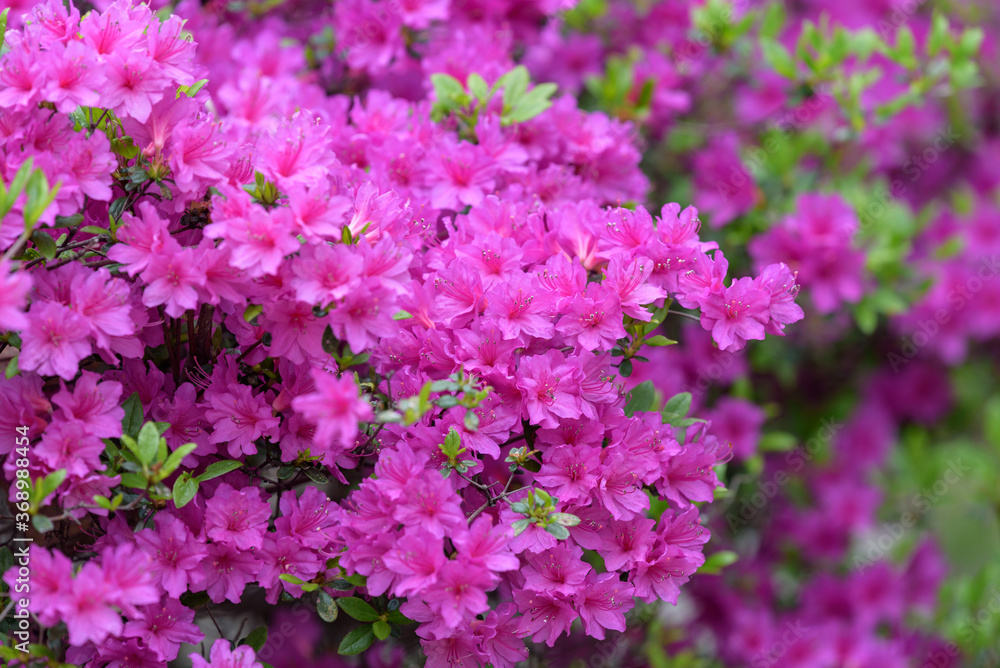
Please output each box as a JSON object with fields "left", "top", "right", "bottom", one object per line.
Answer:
{"left": 0, "top": 0, "right": 805, "bottom": 665}
{"left": 1, "top": 0, "right": 998, "bottom": 667}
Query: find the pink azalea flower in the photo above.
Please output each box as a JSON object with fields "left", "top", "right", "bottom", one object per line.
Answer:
{"left": 135, "top": 513, "right": 209, "bottom": 598}
{"left": 123, "top": 598, "right": 203, "bottom": 662}
{"left": 697, "top": 276, "right": 770, "bottom": 352}
{"left": 555, "top": 282, "right": 627, "bottom": 351}
{"left": 190, "top": 639, "right": 263, "bottom": 668}
{"left": 513, "top": 588, "right": 577, "bottom": 647}
{"left": 383, "top": 528, "right": 446, "bottom": 595}
{"left": 204, "top": 483, "right": 272, "bottom": 550}
{"left": 572, "top": 571, "right": 635, "bottom": 640}
{"left": 140, "top": 244, "right": 206, "bottom": 317}
{"left": 393, "top": 470, "right": 466, "bottom": 538}
{"left": 205, "top": 383, "right": 280, "bottom": 457}
{"left": 102, "top": 52, "right": 167, "bottom": 123}
{"left": 64, "top": 563, "right": 122, "bottom": 646}
{"left": 0, "top": 259, "right": 32, "bottom": 331}
{"left": 257, "top": 536, "right": 323, "bottom": 602}
{"left": 424, "top": 559, "right": 493, "bottom": 628}
{"left": 522, "top": 543, "right": 591, "bottom": 596}
{"left": 291, "top": 369, "right": 373, "bottom": 456}
{"left": 19, "top": 301, "right": 92, "bottom": 380}
{"left": 195, "top": 542, "right": 262, "bottom": 604}
{"left": 51, "top": 371, "right": 123, "bottom": 439}
{"left": 515, "top": 350, "right": 584, "bottom": 429}
{"left": 35, "top": 418, "right": 105, "bottom": 478}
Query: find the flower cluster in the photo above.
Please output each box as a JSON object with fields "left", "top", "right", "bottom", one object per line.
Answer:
{"left": 0, "top": 0, "right": 803, "bottom": 666}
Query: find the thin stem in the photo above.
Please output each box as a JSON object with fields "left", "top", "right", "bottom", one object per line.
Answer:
{"left": 235, "top": 337, "right": 264, "bottom": 364}
{"left": 666, "top": 309, "right": 701, "bottom": 323}
{"left": 204, "top": 604, "right": 226, "bottom": 641}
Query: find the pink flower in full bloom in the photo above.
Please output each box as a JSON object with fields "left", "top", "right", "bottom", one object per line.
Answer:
{"left": 697, "top": 276, "right": 770, "bottom": 352}
{"left": 0, "top": 259, "right": 32, "bottom": 331}
{"left": 292, "top": 368, "right": 374, "bottom": 458}
{"left": 190, "top": 639, "right": 263, "bottom": 668}
{"left": 19, "top": 301, "right": 92, "bottom": 380}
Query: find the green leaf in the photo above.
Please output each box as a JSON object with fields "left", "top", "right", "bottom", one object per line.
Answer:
{"left": 550, "top": 512, "right": 581, "bottom": 526}
{"left": 759, "top": 432, "right": 798, "bottom": 452}
{"left": 93, "top": 495, "right": 115, "bottom": 511}
{"left": 372, "top": 620, "right": 391, "bottom": 640}
{"left": 121, "top": 472, "right": 149, "bottom": 490}
{"left": 505, "top": 83, "right": 557, "bottom": 124}
{"left": 760, "top": 2, "right": 785, "bottom": 39}
{"left": 239, "top": 626, "right": 268, "bottom": 653}
{"left": 893, "top": 27, "right": 917, "bottom": 69}
{"left": 761, "top": 38, "right": 797, "bottom": 79}
{"left": 194, "top": 460, "right": 243, "bottom": 482}
{"left": 135, "top": 422, "right": 161, "bottom": 466}
{"left": 644, "top": 335, "right": 676, "bottom": 347}
{"left": 497, "top": 65, "right": 530, "bottom": 107}
{"left": 431, "top": 73, "right": 469, "bottom": 110}
{"left": 160, "top": 443, "right": 198, "bottom": 479}
{"left": 440, "top": 427, "right": 463, "bottom": 458}
{"left": 463, "top": 410, "right": 480, "bottom": 431}
{"left": 179, "top": 591, "right": 211, "bottom": 609}
{"left": 338, "top": 625, "right": 375, "bottom": 656}
{"left": 336, "top": 597, "right": 380, "bottom": 622}
{"left": 544, "top": 523, "right": 570, "bottom": 540}
{"left": 23, "top": 169, "right": 61, "bottom": 228}
{"left": 661, "top": 392, "right": 693, "bottom": 422}
{"left": 466, "top": 73, "right": 490, "bottom": 103}
{"left": 177, "top": 78, "right": 209, "bottom": 98}
{"left": 511, "top": 518, "right": 530, "bottom": 536}
{"left": 984, "top": 395, "right": 1000, "bottom": 453}
{"left": 0, "top": 8, "right": 9, "bottom": 53}
{"left": 31, "top": 230, "right": 57, "bottom": 260}
{"left": 80, "top": 225, "right": 110, "bottom": 235}
{"left": 303, "top": 467, "right": 328, "bottom": 484}
{"left": 618, "top": 359, "right": 633, "bottom": 377}
{"left": 854, "top": 301, "right": 878, "bottom": 335}
{"left": 392, "top": 310, "right": 413, "bottom": 320}
{"left": 279, "top": 573, "right": 305, "bottom": 585}
{"left": 121, "top": 392, "right": 143, "bottom": 439}
{"left": 39, "top": 469, "right": 66, "bottom": 500}
{"left": 4, "top": 355, "right": 18, "bottom": 379}
{"left": 243, "top": 303, "right": 263, "bottom": 323}
{"left": 31, "top": 515, "right": 54, "bottom": 533}
{"left": 957, "top": 27, "right": 984, "bottom": 59}
{"left": 0, "top": 158, "right": 34, "bottom": 218}
{"left": 698, "top": 550, "right": 738, "bottom": 575}
{"left": 928, "top": 12, "right": 950, "bottom": 56}
{"left": 344, "top": 573, "right": 368, "bottom": 587}
{"left": 386, "top": 609, "right": 412, "bottom": 625}
{"left": 624, "top": 380, "right": 656, "bottom": 417}
{"left": 172, "top": 473, "right": 198, "bottom": 507}
{"left": 317, "top": 590, "right": 339, "bottom": 622}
